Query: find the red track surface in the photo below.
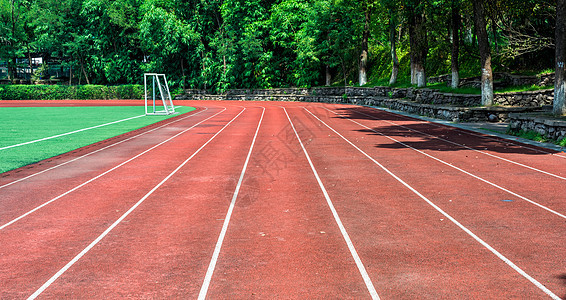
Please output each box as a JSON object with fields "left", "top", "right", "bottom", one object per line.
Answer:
{"left": 0, "top": 100, "right": 564, "bottom": 299}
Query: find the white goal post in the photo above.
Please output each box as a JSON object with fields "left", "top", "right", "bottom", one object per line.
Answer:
{"left": 144, "top": 73, "right": 176, "bottom": 116}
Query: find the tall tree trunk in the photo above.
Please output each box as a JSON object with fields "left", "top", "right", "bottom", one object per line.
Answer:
{"left": 8, "top": 0, "right": 16, "bottom": 81}
{"left": 27, "top": 45, "right": 33, "bottom": 81}
{"left": 79, "top": 56, "right": 90, "bottom": 85}
{"left": 555, "top": 0, "right": 566, "bottom": 115}
{"left": 340, "top": 56, "right": 347, "bottom": 87}
{"left": 359, "top": 3, "right": 370, "bottom": 86}
{"left": 389, "top": 11, "right": 399, "bottom": 85}
{"left": 180, "top": 57, "right": 186, "bottom": 90}
{"left": 450, "top": 0, "right": 460, "bottom": 89}
{"left": 325, "top": 65, "right": 331, "bottom": 86}
{"left": 491, "top": 17, "right": 499, "bottom": 54}
{"left": 409, "top": 17, "right": 416, "bottom": 85}
{"left": 408, "top": 7, "right": 427, "bottom": 87}
{"left": 472, "top": 0, "right": 493, "bottom": 106}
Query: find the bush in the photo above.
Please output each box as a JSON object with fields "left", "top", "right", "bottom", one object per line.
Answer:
{"left": 0, "top": 84, "right": 144, "bottom": 100}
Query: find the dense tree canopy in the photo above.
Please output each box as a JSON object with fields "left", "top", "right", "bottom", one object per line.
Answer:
{"left": 0, "top": 0, "right": 559, "bottom": 93}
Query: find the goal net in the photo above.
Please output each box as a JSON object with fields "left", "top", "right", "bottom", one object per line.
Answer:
{"left": 144, "top": 73, "right": 176, "bottom": 116}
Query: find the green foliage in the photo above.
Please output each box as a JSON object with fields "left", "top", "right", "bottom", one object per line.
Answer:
{"left": 508, "top": 129, "right": 549, "bottom": 143}
{"left": 31, "top": 64, "right": 49, "bottom": 82}
{"left": 0, "top": 0, "right": 558, "bottom": 90}
{"left": 425, "top": 82, "right": 481, "bottom": 94}
{"left": 495, "top": 84, "right": 553, "bottom": 94}
{"left": 0, "top": 84, "right": 144, "bottom": 100}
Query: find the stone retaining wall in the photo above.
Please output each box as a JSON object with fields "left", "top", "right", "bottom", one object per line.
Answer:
{"left": 509, "top": 113, "right": 566, "bottom": 142}
{"left": 493, "top": 89, "right": 553, "bottom": 107}
{"left": 428, "top": 72, "right": 555, "bottom": 88}
{"left": 357, "top": 97, "right": 536, "bottom": 123}
{"left": 178, "top": 86, "right": 552, "bottom": 108}
{"left": 177, "top": 90, "right": 538, "bottom": 123}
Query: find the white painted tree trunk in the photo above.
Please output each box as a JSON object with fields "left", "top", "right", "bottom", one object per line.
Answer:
{"left": 410, "top": 64, "right": 416, "bottom": 85}
{"left": 416, "top": 70, "right": 426, "bottom": 88}
{"left": 555, "top": 80, "right": 566, "bottom": 115}
{"left": 359, "top": 71, "right": 367, "bottom": 86}
{"left": 481, "top": 68, "right": 494, "bottom": 106}
{"left": 554, "top": 0, "right": 566, "bottom": 115}
{"left": 451, "top": 71, "right": 459, "bottom": 89}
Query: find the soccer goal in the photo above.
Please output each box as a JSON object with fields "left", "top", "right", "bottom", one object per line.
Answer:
{"left": 144, "top": 73, "right": 176, "bottom": 116}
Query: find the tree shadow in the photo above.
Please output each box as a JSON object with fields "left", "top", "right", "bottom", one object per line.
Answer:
{"left": 331, "top": 107, "right": 560, "bottom": 156}
{"left": 557, "top": 273, "right": 566, "bottom": 299}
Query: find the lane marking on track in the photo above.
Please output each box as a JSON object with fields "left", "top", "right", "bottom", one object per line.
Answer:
{"left": 0, "top": 107, "right": 228, "bottom": 231}
{"left": 27, "top": 107, "right": 248, "bottom": 300}
{"left": 347, "top": 108, "right": 566, "bottom": 180}
{"left": 304, "top": 107, "right": 561, "bottom": 300}
{"left": 283, "top": 107, "right": 380, "bottom": 300}
{"left": 348, "top": 109, "right": 566, "bottom": 181}
{"left": 366, "top": 105, "right": 566, "bottom": 159}
{"left": 0, "top": 107, "right": 211, "bottom": 190}
{"left": 320, "top": 107, "right": 566, "bottom": 220}
{"left": 198, "top": 107, "right": 265, "bottom": 300}
{"left": 0, "top": 114, "right": 147, "bottom": 151}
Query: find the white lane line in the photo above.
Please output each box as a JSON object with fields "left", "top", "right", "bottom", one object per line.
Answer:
{"left": 198, "top": 107, "right": 265, "bottom": 300}
{"left": 27, "top": 107, "right": 248, "bottom": 300}
{"left": 321, "top": 107, "right": 566, "bottom": 220}
{"left": 0, "top": 107, "right": 210, "bottom": 190}
{"left": 368, "top": 106, "right": 566, "bottom": 159}
{"left": 304, "top": 107, "right": 561, "bottom": 300}
{"left": 0, "top": 107, "right": 228, "bottom": 231}
{"left": 347, "top": 108, "right": 566, "bottom": 181}
{"left": 0, "top": 114, "right": 147, "bottom": 151}
{"left": 283, "top": 107, "right": 380, "bottom": 300}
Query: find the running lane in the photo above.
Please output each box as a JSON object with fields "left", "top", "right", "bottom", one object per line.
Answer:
{"left": 203, "top": 105, "right": 374, "bottom": 298}
{"left": 0, "top": 100, "right": 564, "bottom": 299}
{"left": 29, "top": 106, "right": 266, "bottom": 299}
{"left": 300, "top": 103, "right": 565, "bottom": 299}
{"left": 0, "top": 104, "right": 249, "bottom": 298}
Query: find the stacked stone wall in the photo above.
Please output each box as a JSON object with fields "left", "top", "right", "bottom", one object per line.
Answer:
{"left": 428, "top": 72, "right": 555, "bottom": 88}
{"left": 175, "top": 86, "right": 546, "bottom": 123}
{"left": 493, "top": 89, "right": 553, "bottom": 107}
{"left": 509, "top": 113, "right": 566, "bottom": 142}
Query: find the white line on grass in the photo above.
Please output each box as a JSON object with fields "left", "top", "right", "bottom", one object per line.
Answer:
{"left": 198, "top": 107, "right": 265, "bottom": 300}
{"left": 349, "top": 108, "right": 566, "bottom": 181}
{"left": 0, "top": 114, "right": 146, "bottom": 151}
{"left": 1, "top": 106, "right": 185, "bottom": 152}
{"left": 304, "top": 107, "right": 561, "bottom": 300}
{"left": 0, "top": 107, "right": 210, "bottom": 190}
{"left": 0, "top": 107, "right": 228, "bottom": 231}
{"left": 320, "top": 107, "right": 566, "bottom": 220}
{"left": 283, "top": 107, "right": 380, "bottom": 300}
{"left": 27, "top": 107, "right": 247, "bottom": 300}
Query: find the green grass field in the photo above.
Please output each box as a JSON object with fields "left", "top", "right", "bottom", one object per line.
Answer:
{"left": 0, "top": 106, "right": 196, "bottom": 173}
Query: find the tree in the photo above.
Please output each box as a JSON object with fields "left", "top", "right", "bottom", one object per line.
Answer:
{"left": 555, "top": 0, "right": 566, "bottom": 115}
{"left": 384, "top": 0, "right": 400, "bottom": 85}
{"left": 450, "top": 0, "right": 460, "bottom": 89}
{"left": 405, "top": 0, "right": 428, "bottom": 87}
{"left": 359, "top": 0, "right": 373, "bottom": 86}
{"left": 0, "top": 0, "right": 30, "bottom": 81}
{"left": 472, "top": 0, "right": 493, "bottom": 106}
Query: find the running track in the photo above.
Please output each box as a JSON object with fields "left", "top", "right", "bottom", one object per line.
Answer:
{"left": 0, "top": 100, "right": 565, "bottom": 299}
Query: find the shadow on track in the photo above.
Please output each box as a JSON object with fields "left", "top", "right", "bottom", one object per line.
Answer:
{"left": 332, "top": 107, "right": 558, "bottom": 156}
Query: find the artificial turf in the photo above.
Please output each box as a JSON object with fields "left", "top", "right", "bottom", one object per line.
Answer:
{"left": 0, "top": 106, "right": 196, "bottom": 173}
